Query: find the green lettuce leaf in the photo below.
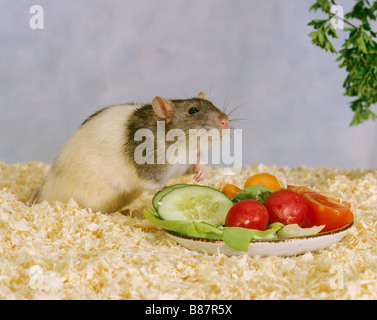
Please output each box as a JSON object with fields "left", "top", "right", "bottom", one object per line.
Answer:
{"left": 222, "top": 222, "right": 283, "bottom": 251}
{"left": 143, "top": 208, "right": 223, "bottom": 239}
{"left": 232, "top": 185, "right": 275, "bottom": 203}
{"left": 143, "top": 208, "right": 285, "bottom": 251}
{"left": 277, "top": 224, "right": 325, "bottom": 238}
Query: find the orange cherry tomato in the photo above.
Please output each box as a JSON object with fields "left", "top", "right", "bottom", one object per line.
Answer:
{"left": 244, "top": 173, "right": 281, "bottom": 191}
{"left": 300, "top": 191, "right": 353, "bottom": 232}
{"left": 221, "top": 184, "right": 242, "bottom": 199}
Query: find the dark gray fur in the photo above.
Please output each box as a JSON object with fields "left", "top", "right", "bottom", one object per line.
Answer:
{"left": 125, "top": 98, "right": 226, "bottom": 185}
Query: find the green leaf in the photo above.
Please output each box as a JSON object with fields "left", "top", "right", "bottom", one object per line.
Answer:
{"left": 222, "top": 223, "right": 284, "bottom": 252}
{"left": 143, "top": 208, "right": 285, "bottom": 252}
{"left": 357, "top": 34, "right": 368, "bottom": 53}
{"left": 309, "top": 1, "right": 377, "bottom": 125}
{"left": 143, "top": 208, "right": 223, "bottom": 239}
{"left": 326, "top": 27, "right": 338, "bottom": 39}
{"left": 308, "top": 19, "right": 329, "bottom": 29}
{"left": 308, "top": 30, "right": 319, "bottom": 41}
{"left": 277, "top": 224, "right": 325, "bottom": 238}
{"left": 318, "top": 30, "right": 325, "bottom": 45}
{"left": 232, "top": 185, "right": 275, "bottom": 204}
{"left": 309, "top": 0, "right": 331, "bottom": 12}
{"left": 221, "top": 227, "right": 259, "bottom": 252}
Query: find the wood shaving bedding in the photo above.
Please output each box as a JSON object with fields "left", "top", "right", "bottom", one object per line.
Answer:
{"left": 0, "top": 161, "right": 377, "bottom": 299}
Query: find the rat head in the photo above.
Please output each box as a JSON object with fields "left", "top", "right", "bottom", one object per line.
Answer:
{"left": 151, "top": 92, "right": 229, "bottom": 135}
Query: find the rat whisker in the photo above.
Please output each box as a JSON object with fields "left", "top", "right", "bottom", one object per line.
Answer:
{"left": 229, "top": 118, "right": 255, "bottom": 124}
{"left": 222, "top": 88, "right": 231, "bottom": 113}
{"left": 221, "top": 88, "right": 234, "bottom": 113}
{"left": 222, "top": 89, "right": 239, "bottom": 114}
{"left": 207, "top": 81, "right": 214, "bottom": 101}
{"left": 227, "top": 101, "right": 252, "bottom": 117}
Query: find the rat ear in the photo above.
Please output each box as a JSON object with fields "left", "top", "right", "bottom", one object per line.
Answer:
{"left": 152, "top": 96, "right": 174, "bottom": 123}
{"left": 196, "top": 92, "right": 206, "bottom": 100}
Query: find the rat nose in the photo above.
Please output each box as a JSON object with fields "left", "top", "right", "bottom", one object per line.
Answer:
{"left": 219, "top": 113, "right": 229, "bottom": 128}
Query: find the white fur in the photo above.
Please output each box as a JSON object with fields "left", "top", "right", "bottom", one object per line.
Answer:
{"left": 36, "top": 104, "right": 152, "bottom": 213}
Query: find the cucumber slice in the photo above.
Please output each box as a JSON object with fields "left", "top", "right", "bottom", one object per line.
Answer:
{"left": 157, "top": 185, "right": 234, "bottom": 226}
{"left": 152, "top": 184, "right": 189, "bottom": 210}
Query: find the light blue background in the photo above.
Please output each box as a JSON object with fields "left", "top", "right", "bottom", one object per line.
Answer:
{"left": 1, "top": 0, "right": 377, "bottom": 169}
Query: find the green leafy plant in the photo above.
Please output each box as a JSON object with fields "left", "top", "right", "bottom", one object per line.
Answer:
{"left": 308, "top": 0, "right": 377, "bottom": 125}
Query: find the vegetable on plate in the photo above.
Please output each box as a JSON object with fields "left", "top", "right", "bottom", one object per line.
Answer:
{"left": 300, "top": 191, "right": 354, "bottom": 232}
{"left": 288, "top": 185, "right": 354, "bottom": 232}
{"left": 144, "top": 173, "right": 354, "bottom": 252}
{"left": 244, "top": 172, "right": 281, "bottom": 191}
{"left": 264, "top": 189, "right": 308, "bottom": 226}
{"left": 225, "top": 199, "right": 269, "bottom": 231}
{"left": 155, "top": 185, "right": 233, "bottom": 227}
{"left": 220, "top": 184, "right": 242, "bottom": 199}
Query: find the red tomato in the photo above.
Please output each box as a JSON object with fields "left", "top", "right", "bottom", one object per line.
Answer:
{"left": 264, "top": 190, "right": 308, "bottom": 226}
{"left": 287, "top": 185, "right": 315, "bottom": 194}
{"left": 300, "top": 192, "right": 353, "bottom": 232}
{"left": 225, "top": 200, "right": 269, "bottom": 231}
{"left": 288, "top": 185, "right": 352, "bottom": 209}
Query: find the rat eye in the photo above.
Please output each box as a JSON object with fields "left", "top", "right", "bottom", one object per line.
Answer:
{"left": 189, "top": 107, "right": 199, "bottom": 115}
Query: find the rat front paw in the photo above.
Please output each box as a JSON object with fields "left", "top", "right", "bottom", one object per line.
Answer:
{"left": 193, "top": 164, "right": 207, "bottom": 182}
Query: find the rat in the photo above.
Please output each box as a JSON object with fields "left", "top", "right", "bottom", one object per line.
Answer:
{"left": 28, "top": 92, "right": 229, "bottom": 213}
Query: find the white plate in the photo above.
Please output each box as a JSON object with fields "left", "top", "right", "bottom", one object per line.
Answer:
{"left": 164, "top": 221, "right": 354, "bottom": 257}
